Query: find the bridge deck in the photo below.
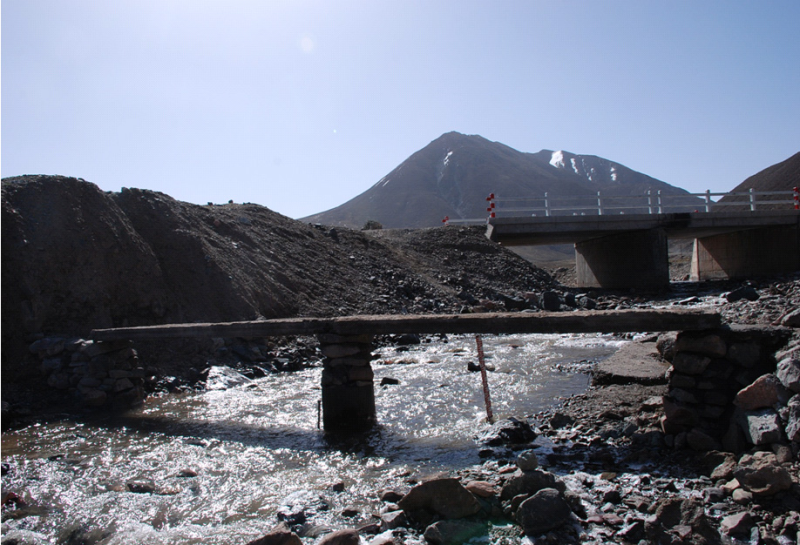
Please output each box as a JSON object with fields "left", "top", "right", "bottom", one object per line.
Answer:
{"left": 487, "top": 210, "right": 800, "bottom": 245}
{"left": 91, "top": 308, "right": 721, "bottom": 341}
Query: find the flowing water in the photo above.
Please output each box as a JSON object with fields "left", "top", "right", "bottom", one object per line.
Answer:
{"left": 2, "top": 333, "right": 628, "bottom": 544}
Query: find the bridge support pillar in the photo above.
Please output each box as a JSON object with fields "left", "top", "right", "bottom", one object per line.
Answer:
{"left": 690, "top": 225, "right": 800, "bottom": 281}
{"left": 575, "top": 229, "right": 669, "bottom": 290}
{"left": 318, "top": 333, "right": 376, "bottom": 432}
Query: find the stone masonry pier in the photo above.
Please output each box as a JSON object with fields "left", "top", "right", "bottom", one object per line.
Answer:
{"left": 92, "top": 309, "right": 721, "bottom": 432}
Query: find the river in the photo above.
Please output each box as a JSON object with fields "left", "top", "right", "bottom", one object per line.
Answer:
{"left": 1, "top": 333, "right": 628, "bottom": 544}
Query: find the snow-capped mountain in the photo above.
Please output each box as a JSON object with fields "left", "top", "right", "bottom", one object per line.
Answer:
{"left": 302, "top": 132, "right": 695, "bottom": 229}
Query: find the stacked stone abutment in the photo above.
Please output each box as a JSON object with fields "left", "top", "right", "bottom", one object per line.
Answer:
{"left": 318, "top": 333, "right": 377, "bottom": 432}
{"left": 659, "top": 326, "right": 798, "bottom": 454}
{"left": 29, "top": 337, "right": 146, "bottom": 411}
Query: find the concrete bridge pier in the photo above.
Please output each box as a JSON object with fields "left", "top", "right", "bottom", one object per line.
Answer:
{"left": 318, "top": 333, "right": 377, "bottom": 432}
{"left": 690, "top": 225, "right": 800, "bottom": 281}
{"left": 574, "top": 228, "right": 669, "bottom": 290}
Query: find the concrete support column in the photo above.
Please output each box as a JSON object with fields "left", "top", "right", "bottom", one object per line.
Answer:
{"left": 575, "top": 229, "right": 669, "bottom": 290}
{"left": 690, "top": 225, "right": 800, "bottom": 281}
{"left": 318, "top": 333, "right": 376, "bottom": 432}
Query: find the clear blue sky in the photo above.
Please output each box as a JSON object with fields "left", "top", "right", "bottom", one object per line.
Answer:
{"left": 3, "top": 0, "right": 798, "bottom": 219}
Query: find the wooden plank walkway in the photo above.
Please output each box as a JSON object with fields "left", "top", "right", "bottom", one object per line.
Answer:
{"left": 91, "top": 308, "right": 721, "bottom": 340}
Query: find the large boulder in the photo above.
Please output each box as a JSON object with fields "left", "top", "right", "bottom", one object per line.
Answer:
{"left": 499, "top": 469, "right": 559, "bottom": 501}
{"left": 479, "top": 417, "right": 536, "bottom": 446}
{"left": 734, "top": 374, "right": 788, "bottom": 411}
{"left": 397, "top": 478, "right": 480, "bottom": 520}
{"left": 515, "top": 488, "right": 572, "bottom": 536}
{"left": 777, "top": 357, "right": 800, "bottom": 393}
{"left": 246, "top": 523, "right": 302, "bottom": 545}
{"left": 740, "top": 408, "right": 784, "bottom": 445}
{"left": 734, "top": 451, "right": 793, "bottom": 497}
{"left": 423, "top": 519, "right": 488, "bottom": 545}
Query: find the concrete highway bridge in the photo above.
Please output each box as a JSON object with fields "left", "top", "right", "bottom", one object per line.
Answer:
{"left": 487, "top": 208, "right": 800, "bottom": 290}
{"left": 93, "top": 308, "right": 721, "bottom": 432}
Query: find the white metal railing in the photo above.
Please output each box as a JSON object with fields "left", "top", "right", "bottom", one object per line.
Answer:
{"left": 491, "top": 188, "right": 798, "bottom": 218}
{"left": 441, "top": 188, "right": 799, "bottom": 225}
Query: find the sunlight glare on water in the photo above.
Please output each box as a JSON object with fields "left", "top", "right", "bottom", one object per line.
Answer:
{"left": 1, "top": 333, "right": 626, "bottom": 544}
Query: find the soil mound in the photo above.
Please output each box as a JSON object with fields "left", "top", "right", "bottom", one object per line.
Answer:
{"left": 2, "top": 175, "right": 556, "bottom": 382}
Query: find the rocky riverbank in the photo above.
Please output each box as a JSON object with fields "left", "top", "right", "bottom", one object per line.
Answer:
{"left": 229, "top": 317, "right": 800, "bottom": 545}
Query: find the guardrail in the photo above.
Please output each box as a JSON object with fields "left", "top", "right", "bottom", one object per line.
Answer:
{"left": 442, "top": 188, "right": 799, "bottom": 225}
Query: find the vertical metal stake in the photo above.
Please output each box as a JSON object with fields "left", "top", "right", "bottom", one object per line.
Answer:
{"left": 317, "top": 399, "right": 322, "bottom": 430}
{"left": 475, "top": 335, "right": 494, "bottom": 424}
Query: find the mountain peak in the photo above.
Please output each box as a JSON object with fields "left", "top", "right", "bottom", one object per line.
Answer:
{"left": 302, "top": 133, "right": 689, "bottom": 228}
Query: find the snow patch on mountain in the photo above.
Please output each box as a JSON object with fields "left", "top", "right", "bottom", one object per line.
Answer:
{"left": 549, "top": 151, "right": 566, "bottom": 169}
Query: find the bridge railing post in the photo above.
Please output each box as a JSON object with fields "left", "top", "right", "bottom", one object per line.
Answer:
{"left": 749, "top": 188, "right": 757, "bottom": 211}
{"left": 657, "top": 190, "right": 663, "bottom": 214}
{"left": 597, "top": 191, "right": 604, "bottom": 216}
{"left": 704, "top": 190, "right": 712, "bottom": 213}
{"left": 544, "top": 192, "right": 551, "bottom": 217}
{"left": 647, "top": 190, "right": 653, "bottom": 214}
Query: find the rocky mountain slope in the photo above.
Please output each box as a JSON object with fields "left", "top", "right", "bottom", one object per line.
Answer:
{"left": 2, "top": 175, "right": 557, "bottom": 383}
{"left": 302, "top": 132, "right": 696, "bottom": 229}
{"left": 717, "top": 151, "right": 800, "bottom": 210}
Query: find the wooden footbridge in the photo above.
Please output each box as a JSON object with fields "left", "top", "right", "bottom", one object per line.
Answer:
{"left": 92, "top": 309, "right": 721, "bottom": 432}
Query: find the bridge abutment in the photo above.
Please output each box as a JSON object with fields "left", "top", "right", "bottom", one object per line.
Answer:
{"left": 574, "top": 229, "right": 669, "bottom": 289}
{"left": 318, "top": 333, "right": 377, "bottom": 432}
{"left": 690, "top": 225, "right": 800, "bottom": 281}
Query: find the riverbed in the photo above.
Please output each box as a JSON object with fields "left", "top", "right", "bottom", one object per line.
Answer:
{"left": 1, "top": 333, "right": 627, "bottom": 544}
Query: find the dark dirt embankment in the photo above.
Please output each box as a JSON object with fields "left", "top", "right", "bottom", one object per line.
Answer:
{"left": 2, "top": 176, "right": 558, "bottom": 408}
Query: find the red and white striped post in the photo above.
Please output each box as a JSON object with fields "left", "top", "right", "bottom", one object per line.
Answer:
{"left": 442, "top": 216, "right": 450, "bottom": 226}
{"left": 794, "top": 187, "right": 799, "bottom": 210}
{"left": 486, "top": 193, "right": 496, "bottom": 223}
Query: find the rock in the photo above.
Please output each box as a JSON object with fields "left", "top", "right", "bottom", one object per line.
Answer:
{"left": 378, "top": 489, "right": 404, "bottom": 503}
{"left": 515, "top": 450, "right": 539, "bottom": 471}
{"left": 617, "top": 520, "right": 646, "bottom": 543}
{"left": 397, "top": 478, "right": 480, "bottom": 519}
{"left": 734, "top": 374, "right": 788, "bottom": 411}
{"left": 777, "top": 357, "right": 800, "bottom": 393}
{"left": 367, "top": 531, "right": 397, "bottom": 545}
{"left": 726, "top": 285, "right": 760, "bottom": 302}
{"left": 578, "top": 296, "right": 597, "bottom": 310}
{"left": 499, "top": 469, "right": 558, "bottom": 501}
{"left": 687, "top": 427, "right": 721, "bottom": 452}
{"left": 740, "top": 408, "right": 784, "bottom": 445}
{"left": 785, "top": 394, "right": 800, "bottom": 442}
{"left": 646, "top": 497, "right": 720, "bottom": 545}
{"left": 540, "top": 291, "right": 562, "bottom": 311}
{"left": 780, "top": 308, "right": 800, "bottom": 327}
{"left": 549, "top": 412, "right": 574, "bottom": 429}
{"left": 675, "top": 334, "right": 727, "bottom": 358}
{"left": 656, "top": 332, "right": 678, "bottom": 361}
{"left": 423, "top": 519, "right": 487, "bottom": 545}
{"left": 379, "top": 510, "right": 407, "bottom": 531}
{"left": 81, "top": 389, "right": 107, "bottom": 407}
{"left": 727, "top": 342, "right": 761, "bottom": 367}
{"left": 721, "top": 512, "right": 754, "bottom": 536}
{"left": 479, "top": 417, "right": 536, "bottom": 446}
{"left": 126, "top": 480, "right": 155, "bottom": 494}
{"left": 464, "top": 480, "right": 496, "bottom": 498}
{"left": 245, "top": 523, "right": 303, "bottom": 545}
{"left": 671, "top": 352, "right": 711, "bottom": 375}
{"left": 317, "top": 529, "right": 360, "bottom": 545}
{"left": 276, "top": 490, "right": 329, "bottom": 525}
{"left": 710, "top": 455, "right": 737, "bottom": 481}
{"left": 731, "top": 488, "right": 753, "bottom": 505}
{"left": 515, "top": 488, "right": 572, "bottom": 536}
{"left": 379, "top": 377, "right": 400, "bottom": 386}
{"left": 734, "top": 451, "right": 793, "bottom": 496}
